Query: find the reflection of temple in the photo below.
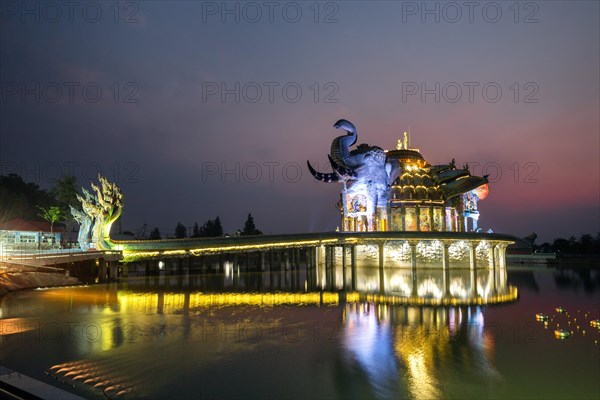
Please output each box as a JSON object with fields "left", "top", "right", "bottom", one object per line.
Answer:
{"left": 308, "top": 121, "right": 489, "bottom": 232}
{"left": 343, "top": 303, "right": 500, "bottom": 400}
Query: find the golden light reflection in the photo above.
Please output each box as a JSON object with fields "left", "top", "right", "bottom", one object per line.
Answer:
{"left": 0, "top": 318, "right": 35, "bottom": 336}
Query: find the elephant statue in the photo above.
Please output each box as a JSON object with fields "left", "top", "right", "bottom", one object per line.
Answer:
{"left": 307, "top": 119, "right": 392, "bottom": 231}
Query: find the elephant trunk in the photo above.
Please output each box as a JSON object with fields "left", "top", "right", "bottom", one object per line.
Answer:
{"left": 330, "top": 119, "right": 358, "bottom": 168}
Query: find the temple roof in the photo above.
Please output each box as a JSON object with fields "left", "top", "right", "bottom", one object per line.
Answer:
{"left": 391, "top": 169, "right": 445, "bottom": 202}
{"left": 386, "top": 149, "right": 426, "bottom": 164}
{"left": 0, "top": 218, "right": 64, "bottom": 233}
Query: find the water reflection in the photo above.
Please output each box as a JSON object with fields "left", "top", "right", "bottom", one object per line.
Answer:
{"left": 553, "top": 266, "right": 600, "bottom": 293}
{"left": 342, "top": 303, "right": 501, "bottom": 400}
{"left": 0, "top": 262, "right": 519, "bottom": 400}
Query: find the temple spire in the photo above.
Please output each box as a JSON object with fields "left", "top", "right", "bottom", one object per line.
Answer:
{"left": 397, "top": 131, "right": 410, "bottom": 150}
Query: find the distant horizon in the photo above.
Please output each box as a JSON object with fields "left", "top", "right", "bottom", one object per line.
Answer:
{"left": 2, "top": 170, "right": 597, "bottom": 245}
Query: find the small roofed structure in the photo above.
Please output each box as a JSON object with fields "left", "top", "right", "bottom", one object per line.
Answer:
{"left": 0, "top": 218, "right": 63, "bottom": 251}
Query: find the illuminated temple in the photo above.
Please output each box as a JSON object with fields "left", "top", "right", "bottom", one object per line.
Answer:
{"left": 308, "top": 120, "right": 489, "bottom": 233}
{"left": 62, "top": 120, "right": 516, "bottom": 308}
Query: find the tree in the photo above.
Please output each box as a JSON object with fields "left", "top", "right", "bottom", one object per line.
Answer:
{"left": 136, "top": 223, "right": 148, "bottom": 240}
{"left": 0, "top": 174, "right": 53, "bottom": 222}
{"left": 37, "top": 206, "right": 65, "bottom": 233}
{"left": 149, "top": 227, "right": 161, "bottom": 240}
{"left": 51, "top": 176, "right": 79, "bottom": 220}
{"left": 552, "top": 238, "right": 570, "bottom": 254}
{"left": 192, "top": 222, "right": 200, "bottom": 238}
{"left": 241, "top": 213, "right": 262, "bottom": 236}
{"left": 213, "top": 216, "right": 223, "bottom": 237}
{"left": 175, "top": 222, "right": 187, "bottom": 239}
{"left": 195, "top": 216, "right": 224, "bottom": 237}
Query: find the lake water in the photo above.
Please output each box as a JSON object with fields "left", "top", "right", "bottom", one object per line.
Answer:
{"left": 0, "top": 263, "right": 598, "bottom": 399}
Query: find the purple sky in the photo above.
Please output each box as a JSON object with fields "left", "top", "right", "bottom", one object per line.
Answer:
{"left": 1, "top": 1, "right": 598, "bottom": 242}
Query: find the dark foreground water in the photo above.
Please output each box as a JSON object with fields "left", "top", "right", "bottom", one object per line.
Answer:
{"left": 1, "top": 265, "right": 599, "bottom": 400}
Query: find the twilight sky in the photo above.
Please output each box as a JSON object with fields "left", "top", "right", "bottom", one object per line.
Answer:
{"left": 1, "top": 1, "right": 598, "bottom": 242}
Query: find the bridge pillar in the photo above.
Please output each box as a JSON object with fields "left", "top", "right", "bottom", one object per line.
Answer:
{"left": 470, "top": 265, "right": 478, "bottom": 297}
{"left": 442, "top": 242, "right": 450, "bottom": 296}
{"left": 408, "top": 241, "right": 417, "bottom": 296}
{"left": 295, "top": 249, "right": 301, "bottom": 291}
{"left": 378, "top": 242, "right": 385, "bottom": 294}
{"left": 330, "top": 246, "right": 337, "bottom": 291}
{"left": 259, "top": 251, "right": 265, "bottom": 271}
{"left": 469, "top": 242, "right": 477, "bottom": 270}
{"left": 341, "top": 244, "right": 347, "bottom": 290}
{"left": 350, "top": 244, "right": 357, "bottom": 291}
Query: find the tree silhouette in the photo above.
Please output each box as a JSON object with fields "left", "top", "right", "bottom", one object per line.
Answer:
{"left": 0, "top": 174, "right": 53, "bottom": 222}
{"left": 175, "top": 222, "right": 187, "bottom": 238}
{"left": 192, "top": 222, "right": 200, "bottom": 238}
{"left": 213, "top": 216, "right": 223, "bottom": 236}
{"left": 241, "top": 213, "right": 262, "bottom": 236}
{"left": 149, "top": 227, "right": 161, "bottom": 240}
{"left": 194, "top": 216, "right": 224, "bottom": 237}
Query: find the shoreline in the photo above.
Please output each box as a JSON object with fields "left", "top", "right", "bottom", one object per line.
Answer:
{"left": 0, "top": 265, "right": 81, "bottom": 298}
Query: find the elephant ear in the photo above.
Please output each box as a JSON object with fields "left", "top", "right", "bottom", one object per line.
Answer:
{"left": 385, "top": 162, "right": 392, "bottom": 177}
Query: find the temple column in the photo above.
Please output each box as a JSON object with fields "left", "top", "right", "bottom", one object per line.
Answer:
{"left": 453, "top": 209, "right": 459, "bottom": 232}
{"left": 401, "top": 204, "right": 406, "bottom": 231}
{"left": 429, "top": 206, "right": 434, "bottom": 231}
{"left": 442, "top": 207, "right": 447, "bottom": 232}
{"left": 415, "top": 206, "right": 421, "bottom": 232}
{"left": 458, "top": 210, "right": 465, "bottom": 232}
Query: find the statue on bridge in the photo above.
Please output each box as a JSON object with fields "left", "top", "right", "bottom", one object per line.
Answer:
{"left": 70, "top": 205, "right": 93, "bottom": 251}
{"left": 72, "top": 174, "right": 124, "bottom": 250}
